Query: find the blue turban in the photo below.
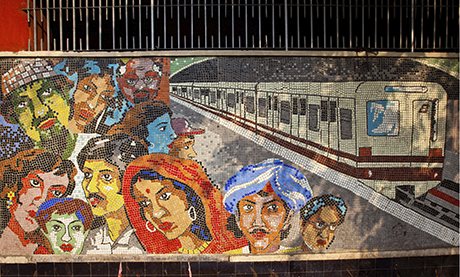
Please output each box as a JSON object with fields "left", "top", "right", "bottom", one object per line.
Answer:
{"left": 223, "top": 159, "right": 313, "bottom": 214}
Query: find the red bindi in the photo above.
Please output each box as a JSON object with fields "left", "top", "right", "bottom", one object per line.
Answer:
{"left": 146, "top": 188, "right": 150, "bottom": 194}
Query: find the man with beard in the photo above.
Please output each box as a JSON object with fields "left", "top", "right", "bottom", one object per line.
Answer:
{"left": 77, "top": 134, "right": 148, "bottom": 254}
{"left": 117, "top": 58, "right": 170, "bottom": 105}
{"left": 224, "top": 159, "right": 313, "bottom": 254}
{"left": 1, "top": 59, "right": 76, "bottom": 159}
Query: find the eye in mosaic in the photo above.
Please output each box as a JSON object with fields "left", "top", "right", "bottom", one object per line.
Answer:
{"left": 0, "top": 57, "right": 458, "bottom": 256}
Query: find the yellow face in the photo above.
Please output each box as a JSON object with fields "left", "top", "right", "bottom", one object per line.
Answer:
{"left": 133, "top": 179, "right": 192, "bottom": 240}
{"left": 301, "top": 206, "right": 340, "bottom": 252}
{"left": 81, "top": 160, "right": 124, "bottom": 217}
{"left": 12, "top": 79, "right": 70, "bottom": 142}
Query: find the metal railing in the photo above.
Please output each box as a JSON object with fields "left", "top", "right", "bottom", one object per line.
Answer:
{"left": 25, "top": 0, "right": 459, "bottom": 52}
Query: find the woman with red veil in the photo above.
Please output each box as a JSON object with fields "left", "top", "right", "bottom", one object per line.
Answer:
{"left": 122, "top": 153, "right": 245, "bottom": 254}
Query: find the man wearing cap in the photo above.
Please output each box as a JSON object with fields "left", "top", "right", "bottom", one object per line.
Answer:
{"left": 223, "top": 159, "right": 313, "bottom": 254}
{"left": 168, "top": 117, "right": 205, "bottom": 160}
{"left": 1, "top": 59, "right": 76, "bottom": 159}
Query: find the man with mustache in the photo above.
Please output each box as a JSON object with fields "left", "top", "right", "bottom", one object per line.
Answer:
{"left": 224, "top": 159, "right": 313, "bottom": 254}
{"left": 77, "top": 134, "right": 148, "bottom": 254}
{"left": 117, "top": 58, "right": 170, "bottom": 105}
{"left": 0, "top": 59, "right": 76, "bottom": 159}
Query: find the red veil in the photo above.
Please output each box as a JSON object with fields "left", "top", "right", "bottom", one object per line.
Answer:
{"left": 122, "top": 154, "right": 246, "bottom": 254}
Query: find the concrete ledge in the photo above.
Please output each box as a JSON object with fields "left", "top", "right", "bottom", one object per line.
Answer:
{"left": 0, "top": 50, "right": 457, "bottom": 58}
{"left": 0, "top": 248, "right": 457, "bottom": 264}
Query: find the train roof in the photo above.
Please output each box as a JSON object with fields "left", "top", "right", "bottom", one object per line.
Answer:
{"left": 170, "top": 57, "right": 459, "bottom": 100}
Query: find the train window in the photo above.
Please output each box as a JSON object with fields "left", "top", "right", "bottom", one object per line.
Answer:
{"left": 268, "top": 96, "right": 272, "bottom": 110}
{"left": 227, "top": 93, "right": 236, "bottom": 108}
{"left": 309, "top": 104, "right": 320, "bottom": 131}
{"left": 193, "top": 89, "right": 200, "bottom": 99}
{"left": 258, "top": 98, "right": 267, "bottom": 117}
{"left": 299, "top": 99, "right": 307, "bottom": 115}
{"left": 217, "top": 90, "right": 222, "bottom": 99}
{"left": 172, "top": 86, "right": 177, "bottom": 92}
{"left": 330, "top": 101, "right": 337, "bottom": 122}
{"left": 366, "top": 100, "right": 399, "bottom": 136}
{"left": 274, "top": 96, "right": 278, "bottom": 111}
{"left": 292, "top": 97, "right": 298, "bottom": 115}
{"left": 245, "top": 96, "right": 255, "bottom": 114}
{"left": 321, "top": 100, "right": 328, "bottom": 121}
{"left": 340, "top": 109, "right": 353, "bottom": 140}
{"left": 200, "top": 88, "right": 210, "bottom": 97}
{"left": 236, "top": 91, "right": 240, "bottom": 103}
{"left": 210, "top": 91, "right": 217, "bottom": 103}
{"left": 280, "top": 101, "right": 291, "bottom": 124}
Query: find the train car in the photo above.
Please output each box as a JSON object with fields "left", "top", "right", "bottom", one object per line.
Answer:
{"left": 170, "top": 81, "right": 447, "bottom": 198}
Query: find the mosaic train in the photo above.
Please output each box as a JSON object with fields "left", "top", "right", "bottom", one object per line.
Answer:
{"left": 0, "top": 58, "right": 349, "bottom": 255}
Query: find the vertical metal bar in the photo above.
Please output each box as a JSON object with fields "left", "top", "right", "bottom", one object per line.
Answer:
{"left": 59, "top": 0, "right": 63, "bottom": 50}
{"left": 106, "top": 0, "right": 108, "bottom": 20}
{"left": 33, "top": 0, "right": 37, "bottom": 50}
{"left": 177, "top": 0, "right": 181, "bottom": 48}
{"left": 125, "top": 0, "right": 128, "bottom": 48}
{"left": 112, "top": 0, "right": 115, "bottom": 49}
{"left": 411, "top": 0, "right": 414, "bottom": 51}
{"left": 191, "top": 0, "right": 194, "bottom": 48}
{"left": 72, "top": 0, "right": 76, "bottom": 50}
{"left": 433, "top": 0, "right": 437, "bottom": 48}
{"left": 139, "top": 0, "right": 142, "bottom": 49}
{"left": 386, "top": 0, "right": 389, "bottom": 48}
{"left": 310, "top": 0, "right": 313, "bottom": 48}
{"left": 421, "top": 0, "right": 424, "bottom": 48}
{"left": 86, "top": 0, "right": 89, "bottom": 50}
{"left": 323, "top": 0, "right": 326, "bottom": 47}
{"left": 445, "top": 0, "right": 449, "bottom": 48}
{"left": 99, "top": 0, "right": 102, "bottom": 49}
{"left": 163, "top": 0, "right": 166, "bottom": 49}
{"left": 400, "top": 0, "right": 402, "bottom": 48}
{"left": 349, "top": 0, "right": 352, "bottom": 47}
{"left": 151, "top": 0, "right": 154, "bottom": 49}
{"left": 231, "top": 0, "right": 235, "bottom": 47}
{"left": 336, "top": 0, "right": 339, "bottom": 48}
{"left": 284, "top": 0, "right": 288, "bottom": 50}
{"left": 46, "top": 0, "right": 50, "bottom": 50}
{"left": 374, "top": 0, "right": 377, "bottom": 48}
{"left": 27, "top": 0, "right": 30, "bottom": 23}
{"left": 218, "top": 0, "right": 221, "bottom": 48}
{"left": 258, "top": 0, "right": 261, "bottom": 47}
{"left": 245, "top": 0, "right": 248, "bottom": 47}
{"left": 297, "top": 0, "right": 300, "bottom": 47}
{"left": 272, "top": 0, "right": 275, "bottom": 47}
{"left": 205, "top": 0, "right": 208, "bottom": 48}
{"left": 362, "top": 0, "right": 364, "bottom": 47}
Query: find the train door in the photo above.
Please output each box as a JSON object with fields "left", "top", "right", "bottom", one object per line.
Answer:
{"left": 308, "top": 95, "right": 321, "bottom": 145}
{"left": 235, "top": 90, "right": 242, "bottom": 120}
{"left": 412, "top": 100, "right": 432, "bottom": 156}
{"left": 319, "top": 97, "right": 330, "bottom": 147}
{"left": 297, "top": 97, "right": 308, "bottom": 140}
{"left": 338, "top": 98, "right": 356, "bottom": 156}
{"left": 328, "top": 98, "right": 339, "bottom": 152}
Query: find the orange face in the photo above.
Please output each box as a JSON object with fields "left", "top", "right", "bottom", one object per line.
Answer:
{"left": 301, "top": 206, "right": 341, "bottom": 252}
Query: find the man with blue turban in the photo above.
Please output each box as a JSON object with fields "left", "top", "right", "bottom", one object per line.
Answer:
{"left": 223, "top": 159, "right": 313, "bottom": 254}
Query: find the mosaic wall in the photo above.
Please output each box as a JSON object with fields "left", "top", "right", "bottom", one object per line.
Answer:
{"left": 0, "top": 57, "right": 458, "bottom": 256}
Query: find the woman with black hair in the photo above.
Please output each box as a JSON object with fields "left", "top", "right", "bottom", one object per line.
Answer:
{"left": 123, "top": 153, "right": 246, "bottom": 254}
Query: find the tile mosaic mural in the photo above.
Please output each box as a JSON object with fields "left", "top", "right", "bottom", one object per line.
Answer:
{"left": 0, "top": 57, "right": 458, "bottom": 256}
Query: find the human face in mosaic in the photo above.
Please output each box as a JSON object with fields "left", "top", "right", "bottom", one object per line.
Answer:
{"left": 11, "top": 79, "right": 71, "bottom": 149}
{"left": 72, "top": 75, "right": 114, "bottom": 131}
{"left": 13, "top": 170, "right": 70, "bottom": 233}
{"left": 118, "top": 59, "right": 162, "bottom": 104}
{"left": 81, "top": 160, "right": 124, "bottom": 217}
{"left": 42, "top": 212, "right": 88, "bottom": 254}
{"left": 301, "top": 205, "right": 341, "bottom": 252}
{"left": 169, "top": 136, "right": 198, "bottom": 160}
{"left": 146, "top": 113, "right": 177, "bottom": 154}
{"left": 133, "top": 179, "right": 193, "bottom": 240}
{"left": 236, "top": 187, "right": 289, "bottom": 253}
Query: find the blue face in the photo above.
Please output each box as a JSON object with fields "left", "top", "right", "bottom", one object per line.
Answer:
{"left": 146, "top": 113, "right": 177, "bottom": 154}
